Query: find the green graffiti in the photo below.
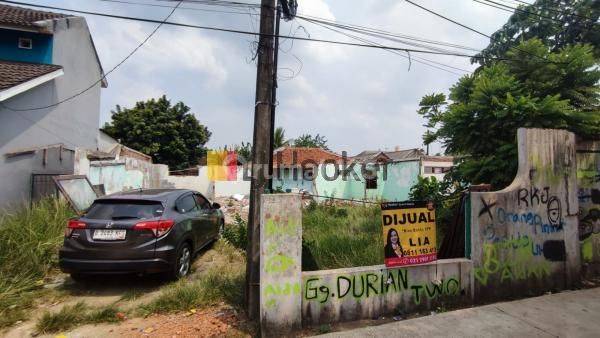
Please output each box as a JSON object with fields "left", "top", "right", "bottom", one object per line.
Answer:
{"left": 264, "top": 254, "right": 295, "bottom": 274}
{"left": 474, "top": 242, "right": 551, "bottom": 286}
{"left": 265, "top": 218, "right": 298, "bottom": 237}
{"left": 304, "top": 269, "right": 460, "bottom": 305}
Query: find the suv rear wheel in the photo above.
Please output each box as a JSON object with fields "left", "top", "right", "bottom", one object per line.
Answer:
{"left": 167, "top": 243, "right": 192, "bottom": 280}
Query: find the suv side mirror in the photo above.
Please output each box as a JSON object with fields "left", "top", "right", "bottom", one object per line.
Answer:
{"left": 212, "top": 202, "right": 221, "bottom": 210}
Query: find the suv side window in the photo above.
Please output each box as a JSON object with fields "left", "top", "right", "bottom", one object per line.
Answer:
{"left": 176, "top": 194, "right": 198, "bottom": 213}
{"left": 194, "top": 194, "right": 211, "bottom": 210}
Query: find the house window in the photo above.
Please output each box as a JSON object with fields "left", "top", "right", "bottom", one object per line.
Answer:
{"left": 303, "top": 167, "right": 314, "bottom": 181}
{"left": 366, "top": 177, "right": 377, "bottom": 189}
{"left": 18, "top": 38, "right": 32, "bottom": 49}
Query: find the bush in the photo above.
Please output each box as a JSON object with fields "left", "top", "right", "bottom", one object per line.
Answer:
{"left": 0, "top": 198, "right": 74, "bottom": 328}
{"left": 222, "top": 213, "right": 248, "bottom": 251}
{"left": 302, "top": 203, "right": 382, "bottom": 270}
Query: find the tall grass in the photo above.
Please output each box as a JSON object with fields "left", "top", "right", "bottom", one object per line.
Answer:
{"left": 142, "top": 240, "right": 245, "bottom": 314}
{"left": 302, "top": 203, "right": 382, "bottom": 270}
{"left": 0, "top": 198, "right": 73, "bottom": 328}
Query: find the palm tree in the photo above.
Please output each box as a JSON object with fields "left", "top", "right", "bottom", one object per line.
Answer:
{"left": 273, "top": 127, "right": 287, "bottom": 149}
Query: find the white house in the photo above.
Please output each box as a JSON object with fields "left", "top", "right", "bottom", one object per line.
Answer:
{"left": 0, "top": 4, "right": 106, "bottom": 208}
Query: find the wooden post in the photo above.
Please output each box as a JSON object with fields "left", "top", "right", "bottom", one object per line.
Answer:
{"left": 247, "top": 0, "right": 277, "bottom": 321}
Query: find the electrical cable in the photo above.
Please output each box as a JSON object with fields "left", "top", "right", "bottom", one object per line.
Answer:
{"left": 299, "top": 17, "right": 470, "bottom": 75}
{"left": 403, "top": 0, "right": 558, "bottom": 64}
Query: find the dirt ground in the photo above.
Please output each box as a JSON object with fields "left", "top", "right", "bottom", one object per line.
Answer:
{"left": 1, "top": 245, "right": 251, "bottom": 338}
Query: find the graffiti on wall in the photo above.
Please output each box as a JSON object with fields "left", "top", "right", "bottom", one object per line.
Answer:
{"left": 262, "top": 215, "right": 301, "bottom": 309}
{"left": 577, "top": 146, "right": 600, "bottom": 264}
{"left": 475, "top": 185, "right": 566, "bottom": 286}
{"left": 304, "top": 268, "right": 461, "bottom": 306}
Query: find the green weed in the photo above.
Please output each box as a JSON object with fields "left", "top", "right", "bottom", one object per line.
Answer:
{"left": 141, "top": 240, "right": 245, "bottom": 314}
{"left": 222, "top": 213, "right": 248, "bottom": 250}
{"left": 302, "top": 203, "right": 382, "bottom": 270}
{"left": 0, "top": 198, "right": 74, "bottom": 328}
{"left": 36, "top": 302, "right": 126, "bottom": 333}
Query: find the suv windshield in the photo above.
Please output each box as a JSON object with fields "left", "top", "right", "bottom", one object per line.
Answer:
{"left": 85, "top": 200, "right": 164, "bottom": 220}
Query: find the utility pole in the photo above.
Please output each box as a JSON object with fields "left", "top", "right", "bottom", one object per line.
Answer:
{"left": 246, "top": 0, "right": 277, "bottom": 321}
{"left": 268, "top": 5, "right": 281, "bottom": 190}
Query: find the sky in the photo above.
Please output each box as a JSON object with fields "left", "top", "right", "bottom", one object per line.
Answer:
{"left": 21, "top": 0, "right": 512, "bottom": 155}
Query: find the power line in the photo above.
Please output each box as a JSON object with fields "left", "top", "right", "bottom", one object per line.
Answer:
{"left": 403, "top": 0, "right": 560, "bottom": 64}
{"left": 97, "top": 0, "right": 256, "bottom": 16}
{"left": 296, "top": 14, "right": 482, "bottom": 53}
{"left": 476, "top": 0, "right": 598, "bottom": 26}
{"left": 104, "top": 0, "right": 484, "bottom": 54}
{"left": 299, "top": 16, "right": 471, "bottom": 75}
{"left": 508, "top": 0, "right": 597, "bottom": 21}
{"left": 0, "top": 1, "right": 529, "bottom": 60}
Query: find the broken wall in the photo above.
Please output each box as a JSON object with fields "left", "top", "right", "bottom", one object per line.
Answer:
{"left": 470, "top": 128, "right": 580, "bottom": 300}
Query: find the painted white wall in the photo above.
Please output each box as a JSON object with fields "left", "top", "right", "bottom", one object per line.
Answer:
{"left": 0, "top": 17, "right": 104, "bottom": 208}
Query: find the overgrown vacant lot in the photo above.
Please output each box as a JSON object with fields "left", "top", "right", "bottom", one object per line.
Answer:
{"left": 302, "top": 202, "right": 382, "bottom": 270}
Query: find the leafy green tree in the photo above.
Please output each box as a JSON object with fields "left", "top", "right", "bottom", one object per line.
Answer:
{"left": 419, "top": 40, "right": 599, "bottom": 189}
{"left": 474, "top": 0, "right": 600, "bottom": 63}
{"left": 103, "top": 96, "right": 211, "bottom": 170}
{"left": 233, "top": 142, "right": 252, "bottom": 162}
{"left": 273, "top": 127, "right": 287, "bottom": 149}
{"left": 294, "top": 133, "right": 329, "bottom": 149}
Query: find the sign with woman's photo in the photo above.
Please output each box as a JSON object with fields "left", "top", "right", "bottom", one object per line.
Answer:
{"left": 381, "top": 201, "right": 437, "bottom": 267}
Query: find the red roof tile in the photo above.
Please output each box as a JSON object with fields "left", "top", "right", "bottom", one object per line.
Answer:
{"left": 0, "top": 60, "right": 62, "bottom": 91}
{"left": 273, "top": 147, "right": 343, "bottom": 167}
{"left": 0, "top": 4, "right": 67, "bottom": 29}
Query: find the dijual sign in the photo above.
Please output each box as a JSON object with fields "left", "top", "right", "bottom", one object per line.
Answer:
{"left": 381, "top": 201, "right": 437, "bottom": 267}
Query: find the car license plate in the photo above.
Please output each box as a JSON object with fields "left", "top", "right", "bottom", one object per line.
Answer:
{"left": 93, "top": 229, "right": 126, "bottom": 241}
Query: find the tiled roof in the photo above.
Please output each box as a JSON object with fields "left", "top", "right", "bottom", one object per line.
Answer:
{"left": 0, "top": 4, "right": 68, "bottom": 28}
{"left": 353, "top": 148, "right": 425, "bottom": 162}
{"left": 274, "top": 147, "right": 343, "bottom": 166}
{"left": 0, "top": 60, "right": 62, "bottom": 91}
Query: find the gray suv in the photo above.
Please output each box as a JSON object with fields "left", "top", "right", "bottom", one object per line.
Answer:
{"left": 59, "top": 189, "right": 224, "bottom": 280}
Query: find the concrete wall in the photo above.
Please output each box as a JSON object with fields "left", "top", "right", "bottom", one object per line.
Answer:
{"left": 470, "top": 129, "right": 580, "bottom": 301}
{"left": 260, "top": 194, "right": 302, "bottom": 334}
{"left": 302, "top": 259, "right": 472, "bottom": 325}
{"left": 209, "top": 166, "right": 251, "bottom": 197}
{"left": 88, "top": 162, "right": 144, "bottom": 195}
{"left": 162, "top": 174, "right": 215, "bottom": 200}
{"left": 0, "top": 146, "right": 75, "bottom": 210}
{"left": 577, "top": 140, "right": 600, "bottom": 276}
{"left": 0, "top": 17, "right": 103, "bottom": 209}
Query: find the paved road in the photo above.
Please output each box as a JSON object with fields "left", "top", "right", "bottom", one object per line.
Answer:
{"left": 320, "top": 288, "right": 600, "bottom": 337}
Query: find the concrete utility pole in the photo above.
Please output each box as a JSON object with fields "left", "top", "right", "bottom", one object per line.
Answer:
{"left": 247, "top": 0, "right": 277, "bottom": 321}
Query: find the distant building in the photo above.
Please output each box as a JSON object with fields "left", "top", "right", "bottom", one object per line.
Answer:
{"left": 273, "top": 146, "right": 343, "bottom": 193}
{"left": 0, "top": 4, "right": 106, "bottom": 208}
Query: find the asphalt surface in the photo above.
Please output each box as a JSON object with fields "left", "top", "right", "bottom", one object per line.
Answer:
{"left": 319, "top": 288, "right": 600, "bottom": 337}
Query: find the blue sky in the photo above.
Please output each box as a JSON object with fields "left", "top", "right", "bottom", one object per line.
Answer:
{"left": 26, "top": 0, "right": 511, "bottom": 154}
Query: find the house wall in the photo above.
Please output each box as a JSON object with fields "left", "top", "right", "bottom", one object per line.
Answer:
{"left": 0, "top": 146, "right": 74, "bottom": 210}
{"left": 0, "top": 17, "right": 103, "bottom": 209}
{"left": 421, "top": 159, "right": 453, "bottom": 181}
{"left": 0, "top": 28, "right": 53, "bottom": 64}
{"left": 470, "top": 128, "right": 580, "bottom": 301}
{"left": 577, "top": 140, "right": 600, "bottom": 276}
{"left": 315, "top": 161, "right": 420, "bottom": 201}
{"left": 88, "top": 162, "right": 144, "bottom": 195}
{"left": 273, "top": 168, "right": 314, "bottom": 193}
